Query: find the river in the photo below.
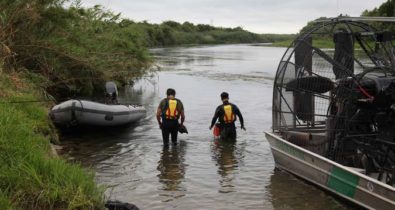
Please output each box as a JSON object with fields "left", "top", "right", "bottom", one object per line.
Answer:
{"left": 60, "top": 44, "right": 353, "bottom": 210}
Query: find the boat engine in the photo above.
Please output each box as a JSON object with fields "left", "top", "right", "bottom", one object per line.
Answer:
{"left": 105, "top": 81, "right": 119, "bottom": 104}
{"left": 327, "top": 73, "right": 395, "bottom": 184}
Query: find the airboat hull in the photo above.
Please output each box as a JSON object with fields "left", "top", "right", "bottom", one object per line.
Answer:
{"left": 265, "top": 132, "right": 395, "bottom": 210}
{"left": 50, "top": 100, "right": 146, "bottom": 127}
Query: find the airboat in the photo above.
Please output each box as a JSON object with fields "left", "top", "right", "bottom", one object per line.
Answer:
{"left": 265, "top": 17, "right": 395, "bottom": 209}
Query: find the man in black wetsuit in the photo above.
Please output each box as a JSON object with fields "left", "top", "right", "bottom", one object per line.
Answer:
{"left": 209, "top": 92, "right": 245, "bottom": 140}
{"left": 157, "top": 88, "right": 185, "bottom": 146}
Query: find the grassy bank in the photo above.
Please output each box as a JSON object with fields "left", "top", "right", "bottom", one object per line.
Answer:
{"left": 271, "top": 39, "right": 293, "bottom": 47}
{"left": 1, "top": 1, "right": 151, "bottom": 100}
{"left": 271, "top": 38, "right": 335, "bottom": 48}
{"left": 0, "top": 72, "right": 104, "bottom": 209}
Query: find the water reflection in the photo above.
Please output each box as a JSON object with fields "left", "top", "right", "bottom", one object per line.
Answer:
{"left": 59, "top": 45, "right": 353, "bottom": 209}
{"left": 267, "top": 169, "right": 352, "bottom": 210}
{"left": 157, "top": 142, "right": 187, "bottom": 200}
{"left": 211, "top": 140, "right": 238, "bottom": 193}
{"left": 59, "top": 125, "right": 140, "bottom": 167}
{"left": 120, "top": 73, "right": 159, "bottom": 106}
{"left": 151, "top": 47, "right": 217, "bottom": 67}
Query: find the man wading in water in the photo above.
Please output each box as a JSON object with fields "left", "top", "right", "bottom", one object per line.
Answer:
{"left": 209, "top": 92, "right": 245, "bottom": 140}
{"left": 157, "top": 88, "right": 185, "bottom": 146}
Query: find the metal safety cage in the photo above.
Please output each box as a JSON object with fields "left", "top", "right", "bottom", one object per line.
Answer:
{"left": 272, "top": 18, "right": 395, "bottom": 132}
{"left": 271, "top": 17, "right": 395, "bottom": 185}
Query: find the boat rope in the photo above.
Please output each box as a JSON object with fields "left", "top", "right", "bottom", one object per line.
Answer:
{"left": 77, "top": 99, "right": 84, "bottom": 113}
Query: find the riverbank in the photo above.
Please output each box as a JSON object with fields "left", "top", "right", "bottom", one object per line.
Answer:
{"left": 0, "top": 71, "right": 104, "bottom": 209}
{"left": 0, "top": 1, "right": 149, "bottom": 208}
{"left": 271, "top": 38, "right": 335, "bottom": 48}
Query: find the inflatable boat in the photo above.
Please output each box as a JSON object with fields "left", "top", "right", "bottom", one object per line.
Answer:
{"left": 50, "top": 99, "right": 146, "bottom": 127}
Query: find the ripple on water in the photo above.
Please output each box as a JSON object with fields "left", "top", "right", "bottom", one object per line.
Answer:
{"left": 60, "top": 44, "right": 355, "bottom": 210}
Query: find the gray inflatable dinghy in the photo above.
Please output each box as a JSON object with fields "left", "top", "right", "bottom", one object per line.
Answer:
{"left": 50, "top": 99, "right": 146, "bottom": 127}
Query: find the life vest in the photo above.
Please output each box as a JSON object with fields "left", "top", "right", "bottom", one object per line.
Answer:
{"left": 165, "top": 99, "right": 179, "bottom": 119}
{"left": 223, "top": 104, "right": 235, "bottom": 123}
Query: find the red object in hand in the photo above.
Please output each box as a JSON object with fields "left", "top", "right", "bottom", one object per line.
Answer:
{"left": 213, "top": 124, "right": 221, "bottom": 138}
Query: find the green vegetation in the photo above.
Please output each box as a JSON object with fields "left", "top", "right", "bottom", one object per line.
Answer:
{"left": 271, "top": 38, "right": 335, "bottom": 48}
{"left": 0, "top": 0, "right": 293, "bottom": 99}
{"left": 362, "top": 0, "right": 395, "bottom": 17}
{"left": 1, "top": 0, "right": 150, "bottom": 99}
{"left": 362, "top": 0, "right": 395, "bottom": 32}
{"left": 275, "top": 0, "right": 395, "bottom": 50}
{"left": 0, "top": 72, "right": 104, "bottom": 209}
{"left": 271, "top": 39, "right": 292, "bottom": 47}
{"left": 312, "top": 38, "right": 335, "bottom": 49}
{"left": 131, "top": 21, "right": 294, "bottom": 46}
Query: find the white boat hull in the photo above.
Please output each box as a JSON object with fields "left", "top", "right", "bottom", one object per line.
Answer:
{"left": 50, "top": 100, "right": 146, "bottom": 127}
{"left": 265, "top": 132, "right": 395, "bottom": 210}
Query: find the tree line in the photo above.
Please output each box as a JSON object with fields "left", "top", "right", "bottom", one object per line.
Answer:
{"left": 0, "top": 0, "right": 293, "bottom": 100}
{"left": 362, "top": 0, "right": 395, "bottom": 31}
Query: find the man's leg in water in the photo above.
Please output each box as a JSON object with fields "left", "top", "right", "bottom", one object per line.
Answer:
{"left": 161, "top": 120, "right": 171, "bottom": 146}
{"left": 170, "top": 120, "right": 179, "bottom": 145}
{"left": 220, "top": 124, "right": 236, "bottom": 141}
{"left": 162, "top": 129, "right": 170, "bottom": 146}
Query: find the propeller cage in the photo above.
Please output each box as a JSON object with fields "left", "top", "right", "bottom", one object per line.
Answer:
{"left": 272, "top": 19, "right": 395, "bottom": 186}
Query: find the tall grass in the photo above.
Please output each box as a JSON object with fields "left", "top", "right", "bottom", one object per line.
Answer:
{"left": 0, "top": 72, "right": 105, "bottom": 209}
{"left": 0, "top": 190, "right": 12, "bottom": 210}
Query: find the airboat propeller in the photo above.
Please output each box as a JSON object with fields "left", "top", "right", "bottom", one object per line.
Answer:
{"left": 272, "top": 16, "right": 395, "bottom": 186}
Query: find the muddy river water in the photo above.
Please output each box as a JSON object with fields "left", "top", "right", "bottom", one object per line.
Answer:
{"left": 60, "top": 44, "right": 353, "bottom": 210}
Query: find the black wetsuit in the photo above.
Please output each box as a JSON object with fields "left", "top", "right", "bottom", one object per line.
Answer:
{"left": 210, "top": 102, "right": 244, "bottom": 140}
{"left": 162, "top": 119, "right": 178, "bottom": 146}
{"left": 159, "top": 98, "right": 184, "bottom": 146}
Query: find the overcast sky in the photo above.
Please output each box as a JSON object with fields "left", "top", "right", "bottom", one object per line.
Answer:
{"left": 80, "top": 0, "right": 387, "bottom": 34}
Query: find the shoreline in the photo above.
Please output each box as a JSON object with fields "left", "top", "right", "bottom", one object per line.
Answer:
{"left": 0, "top": 72, "right": 105, "bottom": 209}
